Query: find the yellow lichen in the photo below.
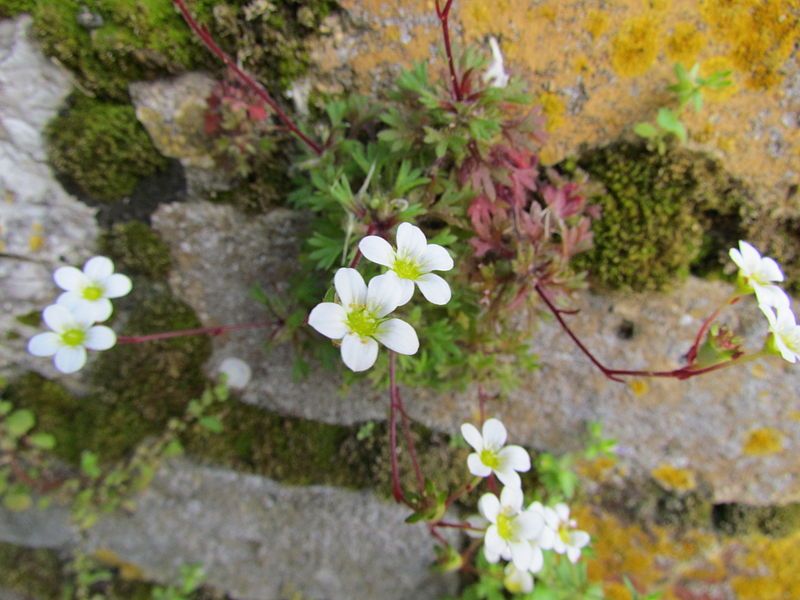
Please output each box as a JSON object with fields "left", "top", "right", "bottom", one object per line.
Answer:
{"left": 665, "top": 22, "right": 705, "bottom": 65}
{"left": 610, "top": 15, "right": 661, "bottom": 77}
{"left": 651, "top": 464, "right": 697, "bottom": 492}
{"left": 573, "top": 53, "right": 592, "bottom": 75}
{"left": 790, "top": 410, "right": 800, "bottom": 422}
{"left": 742, "top": 427, "right": 784, "bottom": 456}
{"left": 584, "top": 9, "right": 610, "bottom": 39}
{"left": 92, "top": 548, "right": 146, "bottom": 581}
{"left": 701, "top": 55, "right": 738, "bottom": 101}
{"left": 628, "top": 379, "right": 649, "bottom": 397}
{"left": 577, "top": 455, "right": 618, "bottom": 482}
{"left": 538, "top": 91, "right": 565, "bottom": 131}
{"left": 732, "top": 530, "right": 800, "bottom": 599}
{"left": 28, "top": 223, "right": 44, "bottom": 253}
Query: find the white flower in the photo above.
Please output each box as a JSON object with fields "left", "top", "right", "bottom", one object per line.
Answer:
{"left": 761, "top": 304, "right": 800, "bottom": 363}
{"left": 217, "top": 357, "right": 252, "bottom": 389}
{"left": 54, "top": 256, "right": 132, "bottom": 322}
{"left": 483, "top": 37, "right": 509, "bottom": 88}
{"left": 504, "top": 563, "right": 534, "bottom": 594}
{"left": 461, "top": 418, "right": 531, "bottom": 488}
{"left": 541, "top": 503, "right": 590, "bottom": 564}
{"left": 308, "top": 268, "right": 419, "bottom": 372}
{"left": 359, "top": 223, "right": 454, "bottom": 306}
{"left": 479, "top": 486, "right": 545, "bottom": 570}
{"left": 729, "top": 241, "right": 789, "bottom": 309}
{"left": 27, "top": 304, "right": 116, "bottom": 373}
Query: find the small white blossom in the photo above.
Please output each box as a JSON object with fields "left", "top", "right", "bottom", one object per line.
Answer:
{"left": 483, "top": 37, "right": 509, "bottom": 88}
{"left": 28, "top": 304, "right": 116, "bottom": 374}
{"left": 308, "top": 268, "right": 419, "bottom": 372}
{"left": 504, "top": 563, "right": 534, "bottom": 594}
{"left": 54, "top": 256, "right": 132, "bottom": 322}
{"left": 479, "top": 486, "right": 545, "bottom": 570}
{"left": 217, "top": 357, "right": 252, "bottom": 389}
{"left": 461, "top": 418, "right": 531, "bottom": 488}
{"left": 729, "top": 241, "right": 789, "bottom": 309}
{"left": 541, "top": 503, "right": 590, "bottom": 564}
{"left": 761, "top": 304, "right": 800, "bottom": 363}
{"left": 359, "top": 223, "right": 454, "bottom": 306}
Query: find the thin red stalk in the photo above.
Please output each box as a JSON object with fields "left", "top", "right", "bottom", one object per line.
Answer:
{"left": 433, "top": 520, "right": 482, "bottom": 531}
{"left": 435, "top": 0, "right": 463, "bottom": 101}
{"left": 477, "top": 384, "right": 487, "bottom": 425}
{"left": 398, "top": 392, "right": 426, "bottom": 494}
{"left": 388, "top": 352, "right": 407, "bottom": 504}
{"left": 685, "top": 296, "right": 740, "bottom": 363}
{"left": 172, "top": 0, "right": 323, "bottom": 156}
{"left": 117, "top": 321, "right": 277, "bottom": 344}
{"left": 428, "top": 523, "right": 449, "bottom": 546}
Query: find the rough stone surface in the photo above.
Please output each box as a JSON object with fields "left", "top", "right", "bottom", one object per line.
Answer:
{"left": 0, "top": 16, "right": 98, "bottom": 382}
{"left": 130, "top": 73, "right": 232, "bottom": 200}
{"left": 153, "top": 201, "right": 800, "bottom": 506}
{"left": 0, "top": 461, "right": 456, "bottom": 600}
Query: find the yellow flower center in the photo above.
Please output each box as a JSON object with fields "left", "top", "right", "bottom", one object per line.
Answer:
{"left": 61, "top": 328, "right": 86, "bottom": 347}
{"left": 497, "top": 512, "right": 514, "bottom": 540}
{"left": 82, "top": 284, "right": 104, "bottom": 301}
{"left": 480, "top": 448, "right": 500, "bottom": 469}
{"left": 559, "top": 525, "right": 571, "bottom": 544}
{"left": 345, "top": 306, "right": 380, "bottom": 338}
{"left": 393, "top": 257, "right": 422, "bottom": 280}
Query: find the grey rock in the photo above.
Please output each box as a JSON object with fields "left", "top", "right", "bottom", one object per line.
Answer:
{"left": 0, "top": 502, "right": 73, "bottom": 548}
{"left": 0, "top": 16, "right": 98, "bottom": 382}
{"left": 0, "top": 461, "right": 456, "bottom": 600}
{"left": 153, "top": 200, "right": 800, "bottom": 505}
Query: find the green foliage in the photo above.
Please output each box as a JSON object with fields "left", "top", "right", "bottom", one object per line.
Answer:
{"left": 98, "top": 221, "right": 172, "bottom": 280}
{"left": 152, "top": 565, "right": 206, "bottom": 600}
{"left": 46, "top": 95, "right": 168, "bottom": 201}
{"left": 576, "top": 142, "right": 751, "bottom": 291}
{"left": 0, "top": 0, "right": 36, "bottom": 17}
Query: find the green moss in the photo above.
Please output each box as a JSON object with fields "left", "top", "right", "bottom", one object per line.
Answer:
{"left": 98, "top": 221, "right": 172, "bottom": 280}
{"left": 576, "top": 142, "right": 752, "bottom": 291}
{"left": 0, "top": 542, "right": 63, "bottom": 599}
{"left": 46, "top": 95, "right": 167, "bottom": 202}
{"left": 14, "top": 310, "right": 41, "bottom": 327}
{"left": 0, "top": 0, "right": 36, "bottom": 18}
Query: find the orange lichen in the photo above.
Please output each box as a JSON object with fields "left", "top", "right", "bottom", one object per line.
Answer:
{"left": 651, "top": 464, "right": 698, "bottom": 492}
{"left": 538, "top": 91, "right": 565, "bottom": 131}
{"left": 610, "top": 15, "right": 661, "bottom": 77}
{"left": 731, "top": 530, "right": 800, "bottom": 599}
{"left": 665, "top": 22, "right": 705, "bottom": 65}
{"left": 742, "top": 427, "right": 784, "bottom": 456}
{"left": 628, "top": 379, "right": 649, "bottom": 397}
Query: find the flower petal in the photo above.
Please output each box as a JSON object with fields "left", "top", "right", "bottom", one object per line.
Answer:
{"left": 54, "top": 346, "right": 87, "bottom": 374}
{"left": 571, "top": 530, "right": 591, "bottom": 549}
{"left": 83, "top": 256, "right": 114, "bottom": 280}
{"left": 555, "top": 503, "right": 570, "bottom": 522}
{"left": 478, "top": 493, "right": 501, "bottom": 522}
{"left": 103, "top": 274, "right": 132, "bottom": 298}
{"left": 484, "top": 524, "right": 505, "bottom": 556}
{"left": 396, "top": 222, "right": 427, "bottom": 259}
{"left": 340, "top": 333, "right": 379, "bottom": 372}
{"left": 397, "top": 277, "right": 415, "bottom": 306}
{"left": 461, "top": 423, "right": 484, "bottom": 452}
{"left": 509, "top": 540, "right": 533, "bottom": 570}
{"left": 515, "top": 511, "right": 544, "bottom": 541}
{"left": 84, "top": 326, "right": 116, "bottom": 350}
{"left": 374, "top": 318, "right": 418, "bottom": 355}
{"left": 482, "top": 418, "right": 507, "bottom": 449}
{"left": 309, "top": 302, "right": 348, "bottom": 339}
{"left": 529, "top": 546, "right": 544, "bottom": 573}
{"left": 468, "top": 453, "right": 493, "bottom": 477}
{"left": 421, "top": 244, "right": 454, "bottom": 272}
{"left": 729, "top": 247, "right": 745, "bottom": 272}
{"left": 483, "top": 535, "right": 502, "bottom": 563}
{"left": 495, "top": 468, "right": 521, "bottom": 489}
{"left": 358, "top": 235, "right": 395, "bottom": 267}
{"left": 43, "top": 304, "right": 75, "bottom": 333}
{"left": 566, "top": 546, "right": 581, "bottom": 564}
{"left": 498, "top": 445, "right": 531, "bottom": 473}
{"left": 334, "top": 268, "right": 367, "bottom": 307}
{"left": 500, "top": 484, "right": 524, "bottom": 512}
{"left": 738, "top": 241, "right": 761, "bottom": 270}
{"left": 754, "top": 284, "right": 790, "bottom": 309}
{"left": 28, "top": 332, "right": 60, "bottom": 357}
{"left": 415, "top": 273, "right": 451, "bottom": 305}
{"left": 53, "top": 266, "right": 87, "bottom": 292}
{"left": 758, "top": 257, "right": 784, "bottom": 283}
{"left": 366, "top": 273, "right": 402, "bottom": 317}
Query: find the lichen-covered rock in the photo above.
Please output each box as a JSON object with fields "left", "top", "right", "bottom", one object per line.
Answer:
{"left": 152, "top": 200, "right": 800, "bottom": 506}
{"left": 0, "top": 461, "right": 457, "bottom": 600}
{"left": 0, "top": 16, "right": 98, "bottom": 383}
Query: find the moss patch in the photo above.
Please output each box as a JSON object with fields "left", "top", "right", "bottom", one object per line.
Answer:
{"left": 0, "top": 542, "right": 63, "bottom": 599}
{"left": 98, "top": 221, "right": 172, "bottom": 280}
{"left": 46, "top": 95, "right": 168, "bottom": 202}
{"left": 576, "top": 141, "right": 752, "bottom": 291}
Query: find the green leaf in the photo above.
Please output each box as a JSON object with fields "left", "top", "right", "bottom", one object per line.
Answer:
{"left": 5, "top": 409, "right": 35, "bottom": 438}
{"left": 163, "top": 439, "right": 184, "bottom": 458}
{"left": 656, "top": 108, "right": 687, "bottom": 142}
{"left": 0, "top": 400, "right": 12, "bottom": 416}
{"left": 633, "top": 122, "right": 658, "bottom": 138}
{"left": 28, "top": 432, "right": 56, "bottom": 450}
{"left": 80, "top": 451, "right": 101, "bottom": 479}
{"left": 199, "top": 416, "right": 223, "bottom": 434}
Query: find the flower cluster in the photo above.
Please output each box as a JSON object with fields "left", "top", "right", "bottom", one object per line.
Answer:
{"left": 730, "top": 241, "right": 799, "bottom": 363}
{"left": 27, "top": 256, "right": 131, "bottom": 374}
{"left": 308, "top": 223, "right": 453, "bottom": 371}
{"left": 463, "top": 418, "right": 589, "bottom": 594}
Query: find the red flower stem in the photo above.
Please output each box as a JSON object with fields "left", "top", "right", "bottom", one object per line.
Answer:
{"left": 398, "top": 391, "right": 426, "bottom": 494}
{"left": 427, "top": 523, "right": 449, "bottom": 546}
{"left": 172, "top": 0, "right": 323, "bottom": 156}
{"left": 388, "top": 352, "right": 407, "bottom": 504}
{"left": 435, "top": 0, "right": 463, "bottom": 102}
{"left": 117, "top": 321, "right": 277, "bottom": 344}
{"left": 535, "top": 284, "right": 758, "bottom": 381}
{"left": 684, "top": 295, "right": 741, "bottom": 364}
{"left": 432, "top": 520, "right": 483, "bottom": 531}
